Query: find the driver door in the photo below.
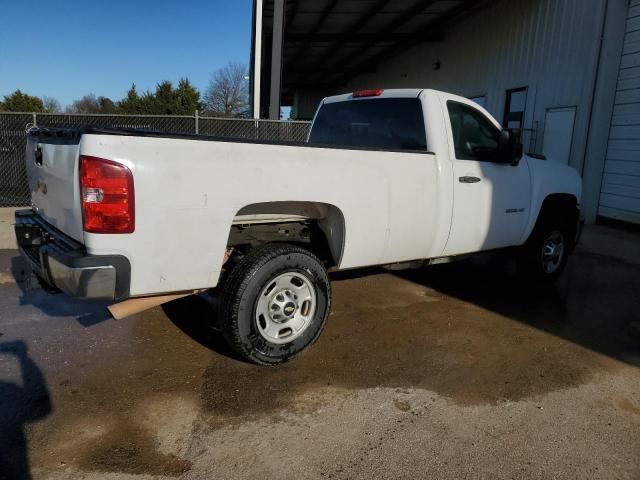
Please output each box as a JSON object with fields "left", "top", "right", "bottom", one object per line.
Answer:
{"left": 442, "top": 99, "right": 530, "bottom": 256}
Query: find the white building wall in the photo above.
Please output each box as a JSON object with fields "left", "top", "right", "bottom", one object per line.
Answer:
{"left": 599, "top": 0, "right": 640, "bottom": 223}
{"left": 345, "top": 0, "right": 609, "bottom": 175}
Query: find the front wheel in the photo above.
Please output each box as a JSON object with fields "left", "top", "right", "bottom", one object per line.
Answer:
{"left": 519, "top": 216, "right": 571, "bottom": 281}
{"left": 220, "top": 243, "right": 331, "bottom": 365}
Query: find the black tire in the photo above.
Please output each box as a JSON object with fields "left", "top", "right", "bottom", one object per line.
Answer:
{"left": 220, "top": 243, "right": 331, "bottom": 365}
{"left": 519, "top": 214, "right": 571, "bottom": 281}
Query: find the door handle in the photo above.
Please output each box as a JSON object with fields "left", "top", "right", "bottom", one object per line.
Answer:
{"left": 459, "top": 176, "right": 481, "bottom": 183}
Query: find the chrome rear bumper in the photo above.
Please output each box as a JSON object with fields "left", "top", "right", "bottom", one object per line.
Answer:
{"left": 14, "top": 210, "right": 130, "bottom": 301}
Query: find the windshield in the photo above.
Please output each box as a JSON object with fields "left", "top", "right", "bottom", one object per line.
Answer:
{"left": 308, "top": 98, "right": 427, "bottom": 151}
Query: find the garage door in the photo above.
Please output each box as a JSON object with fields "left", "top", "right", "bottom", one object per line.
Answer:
{"left": 599, "top": 0, "right": 640, "bottom": 223}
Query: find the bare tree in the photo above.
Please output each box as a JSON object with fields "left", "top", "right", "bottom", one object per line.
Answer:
{"left": 66, "top": 94, "right": 99, "bottom": 113}
{"left": 42, "top": 97, "right": 62, "bottom": 113}
{"left": 66, "top": 94, "right": 116, "bottom": 114}
{"left": 204, "top": 62, "right": 249, "bottom": 117}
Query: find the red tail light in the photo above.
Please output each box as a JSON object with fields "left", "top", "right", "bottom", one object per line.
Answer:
{"left": 80, "top": 155, "right": 135, "bottom": 234}
{"left": 352, "top": 89, "right": 384, "bottom": 98}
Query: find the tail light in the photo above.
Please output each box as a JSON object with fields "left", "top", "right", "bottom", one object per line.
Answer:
{"left": 352, "top": 89, "right": 384, "bottom": 98}
{"left": 80, "top": 155, "right": 135, "bottom": 234}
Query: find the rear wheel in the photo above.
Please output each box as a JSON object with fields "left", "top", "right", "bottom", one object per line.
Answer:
{"left": 220, "top": 243, "right": 331, "bottom": 365}
{"left": 519, "top": 215, "right": 571, "bottom": 281}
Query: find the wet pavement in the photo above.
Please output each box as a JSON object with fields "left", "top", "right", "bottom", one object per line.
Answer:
{"left": 0, "top": 226, "right": 639, "bottom": 479}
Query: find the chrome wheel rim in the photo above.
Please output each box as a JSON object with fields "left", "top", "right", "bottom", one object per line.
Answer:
{"left": 255, "top": 272, "right": 317, "bottom": 344}
{"left": 541, "top": 230, "right": 565, "bottom": 274}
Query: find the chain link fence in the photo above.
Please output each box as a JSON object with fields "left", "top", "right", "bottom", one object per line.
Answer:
{"left": 0, "top": 112, "right": 311, "bottom": 207}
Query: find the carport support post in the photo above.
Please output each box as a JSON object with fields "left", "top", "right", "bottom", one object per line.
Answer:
{"left": 251, "top": 0, "right": 263, "bottom": 119}
{"left": 269, "top": 0, "right": 285, "bottom": 120}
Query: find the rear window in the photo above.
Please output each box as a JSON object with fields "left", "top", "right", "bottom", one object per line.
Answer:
{"left": 308, "top": 98, "right": 427, "bottom": 151}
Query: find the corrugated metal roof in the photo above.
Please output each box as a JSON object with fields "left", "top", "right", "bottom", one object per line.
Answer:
{"left": 260, "top": 0, "right": 495, "bottom": 103}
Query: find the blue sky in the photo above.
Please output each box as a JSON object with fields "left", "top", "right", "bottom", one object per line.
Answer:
{"left": 0, "top": 0, "right": 253, "bottom": 107}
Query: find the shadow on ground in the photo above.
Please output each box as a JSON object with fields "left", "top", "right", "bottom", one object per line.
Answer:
{"left": 396, "top": 250, "right": 640, "bottom": 366}
{"left": 161, "top": 294, "right": 242, "bottom": 361}
{"left": 0, "top": 340, "right": 51, "bottom": 480}
{"left": 9, "top": 255, "right": 111, "bottom": 326}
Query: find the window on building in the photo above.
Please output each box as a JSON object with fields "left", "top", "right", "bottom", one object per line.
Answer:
{"left": 468, "top": 95, "right": 487, "bottom": 108}
{"left": 503, "top": 87, "right": 528, "bottom": 129}
{"left": 447, "top": 101, "right": 500, "bottom": 161}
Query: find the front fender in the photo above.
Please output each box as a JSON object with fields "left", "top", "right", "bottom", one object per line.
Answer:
{"left": 520, "top": 157, "right": 582, "bottom": 244}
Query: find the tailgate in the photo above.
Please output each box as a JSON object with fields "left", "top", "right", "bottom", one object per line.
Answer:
{"left": 26, "top": 129, "right": 84, "bottom": 242}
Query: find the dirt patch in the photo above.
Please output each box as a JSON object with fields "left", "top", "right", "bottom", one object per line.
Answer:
{"left": 617, "top": 398, "right": 640, "bottom": 416}
{"left": 0, "top": 271, "right": 14, "bottom": 285}
{"left": 22, "top": 308, "right": 211, "bottom": 475}
{"left": 393, "top": 399, "right": 412, "bottom": 412}
{"left": 76, "top": 421, "right": 192, "bottom": 476}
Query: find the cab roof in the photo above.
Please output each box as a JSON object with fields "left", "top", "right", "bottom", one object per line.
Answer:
{"left": 322, "top": 88, "right": 429, "bottom": 104}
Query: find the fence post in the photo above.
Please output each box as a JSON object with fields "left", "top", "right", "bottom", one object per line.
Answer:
{"left": 32, "top": 112, "right": 37, "bottom": 127}
{"left": 195, "top": 110, "right": 199, "bottom": 135}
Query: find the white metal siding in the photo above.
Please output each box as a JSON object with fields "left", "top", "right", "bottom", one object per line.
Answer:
{"left": 345, "top": 0, "right": 607, "bottom": 173}
{"left": 600, "top": 0, "right": 640, "bottom": 223}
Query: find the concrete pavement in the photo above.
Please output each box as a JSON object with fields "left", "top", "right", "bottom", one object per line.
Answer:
{"left": 0, "top": 207, "right": 17, "bottom": 250}
{"left": 0, "top": 225, "right": 638, "bottom": 479}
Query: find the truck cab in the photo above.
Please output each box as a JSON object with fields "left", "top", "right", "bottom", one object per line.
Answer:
{"left": 309, "top": 89, "right": 581, "bottom": 258}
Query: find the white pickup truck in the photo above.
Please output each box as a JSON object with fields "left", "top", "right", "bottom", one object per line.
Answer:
{"left": 15, "top": 88, "right": 583, "bottom": 364}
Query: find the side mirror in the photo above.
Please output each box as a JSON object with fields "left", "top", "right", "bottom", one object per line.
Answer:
{"left": 498, "top": 129, "right": 523, "bottom": 165}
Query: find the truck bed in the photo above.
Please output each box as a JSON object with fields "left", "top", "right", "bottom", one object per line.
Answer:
{"left": 30, "top": 126, "right": 443, "bottom": 295}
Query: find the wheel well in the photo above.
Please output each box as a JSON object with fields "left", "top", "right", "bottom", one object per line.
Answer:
{"left": 227, "top": 201, "right": 345, "bottom": 267}
{"left": 537, "top": 193, "right": 579, "bottom": 238}
{"left": 539, "top": 194, "right": 577, "bottom": 220}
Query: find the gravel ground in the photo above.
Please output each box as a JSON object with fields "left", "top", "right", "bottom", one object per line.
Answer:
{"left": 0, "top": 225, "right": 639, "bottom": 480}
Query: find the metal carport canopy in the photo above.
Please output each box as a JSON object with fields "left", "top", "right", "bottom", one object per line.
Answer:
{"left": 251, "top": 0, "right": 494, "bottom": 119}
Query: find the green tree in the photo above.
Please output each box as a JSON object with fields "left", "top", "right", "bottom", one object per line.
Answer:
{"left": 1, "top": 90, "right": 46, "bottom": 112}
{"left": 98, "top": 96, "right": 117, "bottom": 113}
{"left": 176, "top": 78, "right": 202, "bottom": 113}
{"left": 119, "top": 79, "right": 202, "bottom": 115}
{"left": 117, "top": 84, "right": 144, "bottom": 114}
{"left": 149, "top": 80, "right": 176, "bottom": 114}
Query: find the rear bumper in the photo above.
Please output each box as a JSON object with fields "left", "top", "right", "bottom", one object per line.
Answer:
{"left": 14, "top": 210, "right": 130, "bottom": 301}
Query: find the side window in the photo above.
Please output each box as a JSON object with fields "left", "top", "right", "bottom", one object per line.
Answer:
{"left": 446, "top": 101, "right": 500, "bottom": 161}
